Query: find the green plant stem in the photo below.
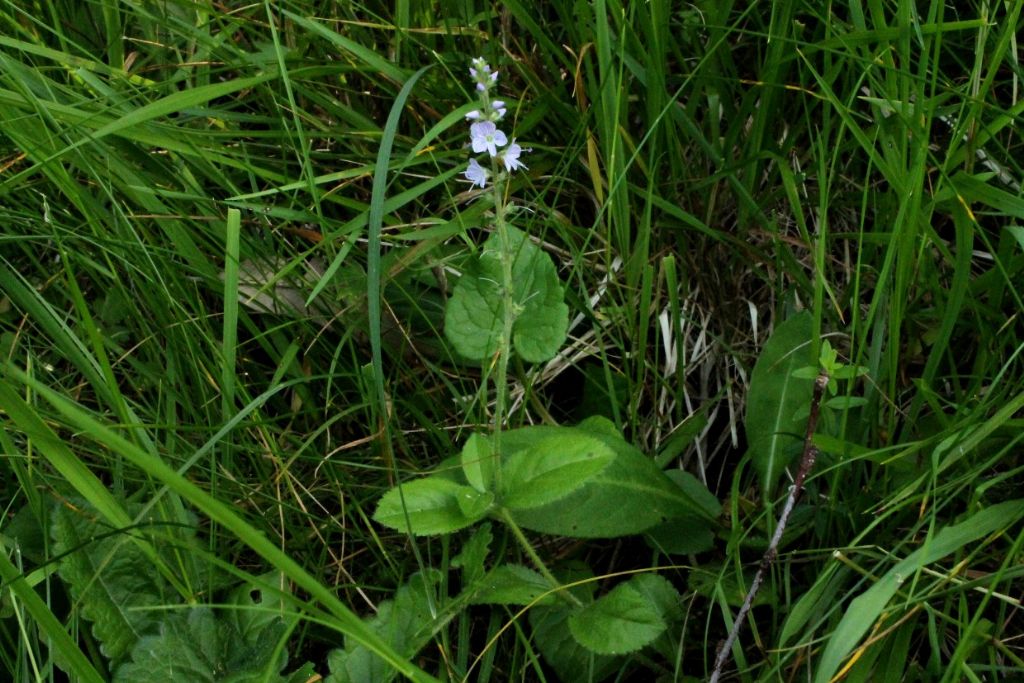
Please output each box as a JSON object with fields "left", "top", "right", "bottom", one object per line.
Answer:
{"left": 489, "top": 165, "right": 515, "bottom": 493}
{"left": 499, "top": 508, "right": 582, "bottom": 607}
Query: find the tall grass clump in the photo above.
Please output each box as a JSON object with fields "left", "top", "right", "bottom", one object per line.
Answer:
{"left": 1, "top": 1, "right": 1022, "bottom": 681}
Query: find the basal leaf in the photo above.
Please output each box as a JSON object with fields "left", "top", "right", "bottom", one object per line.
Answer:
{"left": 226, "top": 574, "right": 295, "bottom": 647}
{"left": 528, "top": 564, "right": 620, "bottom": 682}
{"left": 508, "top": 424, "right": 717, "bottom": 538}
{"left": 373, "top": 477, "right": 487, "bottom": 536}
{"left": 824, "top": 396, "right": 868, "bottom": 410}
{"left": 644, "top": 515, "right": 715, "bottom": 554}
{"left": 51, "top": 500, "right": 180, "bottom": 665}
{"left": 114, "top": 606, "right": 292, "bottom": 683}
{"left": 628, "top": 575, "right": 685, "bottom": 662}
{"left": 470, "top": 564, "right": 556, "bottom": 606}
{"left": 460, "top": 432, "right": 494, "bottom": 493}
{"left": 115, "top": 572, "right": 305, "bottom": 682}
{"left": 501, "top": 430, "right": 615, "bottom": 510}
{"left": 627, "top": 574, "right": 683, "bottom": 624}
{"left": 531, "top": 605, "right": 620, "bottom": 681}
{"left": 444, "top": 225, "right": 568, "bottom": 363}
{"left": 568, "top": 579, "right": 667, "bottom": 655}
{"left": 664, "top": 469, "right": 722, "bottom": 519}
{"left": 745, "top": 311, "right": 815, "bottom": 494}
{"left": 575, "top": 415, "right": 621, "bottom": 438}
{"left": 326, "top": 571, "right": 441, "bottom": 683}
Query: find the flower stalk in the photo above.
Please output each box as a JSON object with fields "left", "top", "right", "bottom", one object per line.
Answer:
{"left": 461, "top": 57, "right": 530, "bottom": 491}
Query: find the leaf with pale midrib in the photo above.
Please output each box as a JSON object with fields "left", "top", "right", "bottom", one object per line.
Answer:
{"left": 745, "top": 311, "right": 815, "bottom": 495}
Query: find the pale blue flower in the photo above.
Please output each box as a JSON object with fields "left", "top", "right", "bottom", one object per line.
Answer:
{"left": 470, "top": 58, "right": 498, "bottom": 92}
{"left": 500, "top": 139, "right": 527, "bottom": 172}
{"left": 465, "top": 158, "right": 488, "bottom": 188}
{"left": 470, "top": 57, "right": 488, "bottom": 75}
{"left": 466, "top": 101, "right": 506, "bottom": 122}
{"left": 470, "top": 121, "right": 507, "bottom": 157}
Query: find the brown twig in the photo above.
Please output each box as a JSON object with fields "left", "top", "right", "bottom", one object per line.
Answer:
{"left": 709, "top": 371, "right": 830, "bottom": 683}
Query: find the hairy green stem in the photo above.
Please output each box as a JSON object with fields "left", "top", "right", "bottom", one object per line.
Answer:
{"left": 499, "top": 508, "right": 582, "bottom": 607}
{"left": 488, "top": 161, "right": 514, "bottom": 492}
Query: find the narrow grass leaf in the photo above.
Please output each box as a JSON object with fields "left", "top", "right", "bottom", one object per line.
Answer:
{"left": 221, "top": 208, "right": 241, "bottom": 420}
{"left": 814, "top": 499, "right": 1024, "bottom": 683}
{"left": 0, "top": 551, "right": 105, "bottom": 683}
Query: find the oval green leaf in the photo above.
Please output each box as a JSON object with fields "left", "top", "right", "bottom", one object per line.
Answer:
{"left": 745, "top": 311, "right": 815, "bottom": 495}
{"left": 508, "top": 424, "right": 718, "bottom": 538}
{"left": 501, "top": 431, "right": 615, "bottom": 510}
{"left": 374, "top": 477, "right": 487, "bottom": 536}
{"left": 470, "top": 564, "right": 556, "bottom": 606}
{"left": 444, "top": 225, "right": 568, "bottom": 363}
{"left": 460, "top": 432, "right": 494, "bottom": 493}
{"left": 568, "top": 579, "right": 667, "bottom": 655}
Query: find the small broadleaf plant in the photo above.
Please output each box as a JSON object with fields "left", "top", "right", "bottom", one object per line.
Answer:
{"left": 366, "top": 58, "right": 722, "bottom": 679}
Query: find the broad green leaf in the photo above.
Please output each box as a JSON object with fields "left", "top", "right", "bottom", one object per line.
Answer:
{"left": 5, "top": 503, "right": 48, "bottom": 570}
{"left": 529, "top": 564, "right": 619, "bottom": 681}
{"left": 460, "top": 432, "right": 494, "bottom": 493}
{"left": 444, "top": 225, "right": 568, "bottom": 363}
{"left": 568, "top": 579, "right": 667, "bottom": 655}
{"left": 791, "top": 366, "right": 820, "bottom": 380}
{"left": 629, "top": 575, "right": 685, "bottom": 662}
{"left": 627, "top": 574, "right": 683, "bottom": 623}
{"left": 470, "top": 564, "right": 556, "bottom": 606}
{"left": 644, "top": 515, "right": 715, "bottom": 554}
{"left": 830, "top": 365, "right": 869, "bottom": 380}
{"left": 644, "top": 472, "right": 720, "bottom": 554}
{"left": 114, "top": 606, "right": 291, "bottom": 683}
{"left": 576, "top": 414, "right": 622, "bottom": 438}
{"left": 508, "top": 424, "right": 717, "bottom": 538}
{"left": 326, "top": 571, "right": 441, "bottom": 683}
{"left": 745, "top": 311, "right": 815, "bottom": 494}
{"left": 814, "top": 500, "right": 1024, "bottom": 683}
{"left": 374, "top": 477, "right": 487, "bottom": 536}
{"left": 664, "top": 469, "right": 722, "bottom": 519}
{"left": 501, "top": 431, "right": 615, "bottom": 510}
{"left": 226, "top": 574, "right": 296, "bottom": 647}
{"left": 531, "top": 605, "right": 620, "bottom": 682}
{"left": 51, "top": 500, "right": 182, "bottom": 665}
